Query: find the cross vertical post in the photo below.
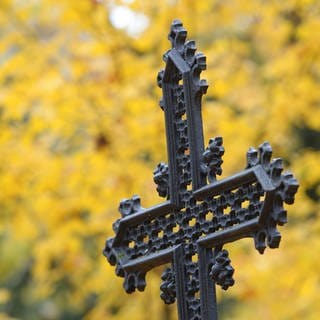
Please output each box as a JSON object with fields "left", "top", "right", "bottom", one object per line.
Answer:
{"left": 103, "top": 20, "right": 299, "bottom": 320}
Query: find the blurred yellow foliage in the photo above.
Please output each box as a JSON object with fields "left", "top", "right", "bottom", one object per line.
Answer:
{"left": 0, "top": 0, "right": 319, "bottom": 319}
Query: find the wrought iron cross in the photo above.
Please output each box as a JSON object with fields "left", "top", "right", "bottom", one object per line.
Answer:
{"left": 103, "top": 20, "right": 299, "bottom": 320}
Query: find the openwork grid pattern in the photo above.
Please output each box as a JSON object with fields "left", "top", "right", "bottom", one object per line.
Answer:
{"left": 119, "top": 184, "right": 265, "bottom": 319}
{"left": 103, "top": 20, "right": 299, "bottom": 320}
{"left": 123, "top": 185, "right": 265, "bottom": 260}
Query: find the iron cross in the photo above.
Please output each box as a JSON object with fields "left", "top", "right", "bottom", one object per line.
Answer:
{"left": 103, "top": 20, "right": 299, "bottom": 320}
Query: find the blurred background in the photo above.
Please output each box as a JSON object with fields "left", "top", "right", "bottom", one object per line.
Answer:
{"left": 0, "top": 0, "right": 319, "bottom": 319}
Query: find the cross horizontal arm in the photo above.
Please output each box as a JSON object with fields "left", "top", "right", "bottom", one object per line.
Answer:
{"left": 123, "top": 245, "right": 178, "bottom": 273}
{"left": 198, "top": 218, "right": 259, "bottom": 248}
{"left": 112, "top": 201, "right": 174, "bottom": 246}
{"left": 194, "top": 165, "right": 274, "bottom": 200}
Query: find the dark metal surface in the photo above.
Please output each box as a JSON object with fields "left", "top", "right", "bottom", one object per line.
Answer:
{"left": 103, "top": 20, "right": 299, "bottom": 320}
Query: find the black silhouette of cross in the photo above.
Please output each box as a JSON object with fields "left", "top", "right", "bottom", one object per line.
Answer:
{"left": 103, "top": 20, "right": 298, "bottom": 320}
